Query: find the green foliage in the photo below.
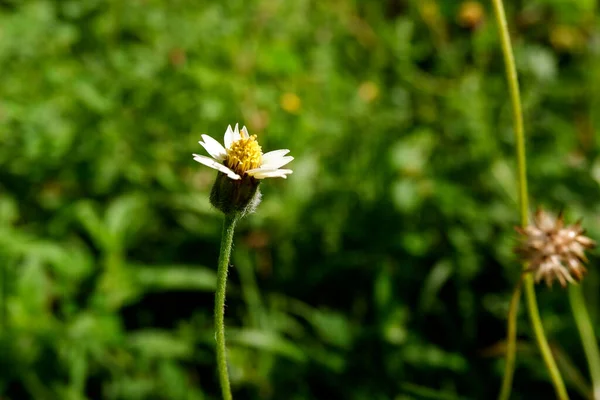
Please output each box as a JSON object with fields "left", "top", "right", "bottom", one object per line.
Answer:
{"left": 1, "top": 0, "right": 600, "bottom": 399}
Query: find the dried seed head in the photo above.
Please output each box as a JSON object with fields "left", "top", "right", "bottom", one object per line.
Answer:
{"left": 515, "top": 209, "right": 595, "bottom": 287}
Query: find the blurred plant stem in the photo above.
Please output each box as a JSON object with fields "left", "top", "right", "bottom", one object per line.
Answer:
{"left": 499, "top": 276, "right": 522, "bottom": 400}
{"left": 0, "top": 253, "right": 11, "bottom": 333}
{"left": 0, "top": 259, "right": 5, "bottom": 330}
{"left": 491, "top": 0, "right": 568, "bottom": 399}
{"left": 569, "top": 284, "right": 600, "bottom": 400}
{"left": 215, "top": 213, "right": 239, "bottom": 400}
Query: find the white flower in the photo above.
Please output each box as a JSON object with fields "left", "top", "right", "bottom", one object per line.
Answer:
{"left": 193, "top": 124, "right": 293, "bottom": 180}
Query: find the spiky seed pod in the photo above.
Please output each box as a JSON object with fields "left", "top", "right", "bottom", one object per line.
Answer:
{"left": 515, "top": 209, "right": 595, "bottom": 287}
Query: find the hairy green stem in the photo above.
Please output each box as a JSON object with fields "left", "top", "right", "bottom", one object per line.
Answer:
{"left": 215, "top": 213, "right": 238, "bottom": 400}
{"left": 569, "top": 284, "right": 600, "bottom": 399}
{"left": 498, "top": 276, "right": 522, "bottom": 400}
{"left": 491, "top": 0, "right": 568, "bottom": 398}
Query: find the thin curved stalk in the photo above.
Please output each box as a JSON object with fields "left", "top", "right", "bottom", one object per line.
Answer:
{"left": 524, "top": 276, "right": 568, "bottom": 399}
{"left": 490, "top": 0, "right": 569, "bottom": 398}
{"left": 569, "top": 284, "right": 600, "bottom": 399}
{"left": 498, "top": 276, "right": 523, "bottom": 400}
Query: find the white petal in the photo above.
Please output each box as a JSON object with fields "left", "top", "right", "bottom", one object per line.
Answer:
{"left": 241, "top": 125, "right": 249, "bottom": 139}
{"left": 262, "top": 156, "right": 293, "bottom": 170}
{"left": 246, "top": 157, "right": 294, "bottom": 175}
{"left": 232, "top": 123, "right": 241, "bottom": 142}
{"left": 193, "top": 154, "right": 241, "bottom": 180}
{"left": 250, "top": 169, "right": 293, "bottom": 179}
{"left": 224, "top": 125, "right": 235, "bottom": 149}
{"left": 199, "top": 134, "right": 227, "bottom": 161}
{"left": 262, "top": 149, "right": 290, "bottom": 163}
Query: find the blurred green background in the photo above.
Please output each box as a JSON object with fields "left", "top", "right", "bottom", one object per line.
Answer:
{"left": 1, "top": 0, "right": 600, "bottom": 399}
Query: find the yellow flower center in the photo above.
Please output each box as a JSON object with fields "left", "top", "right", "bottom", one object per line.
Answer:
{"left": 226, "top": 134, "right": 262, "bottom": 175}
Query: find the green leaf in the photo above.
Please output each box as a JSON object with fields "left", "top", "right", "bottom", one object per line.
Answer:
{"left": 228, "top": 329, "right": 307, "bottom": 363}
{"left": 131, "top": 265, "right": 217, "bottom": 292}
{"left": 127, "top": 330, "right": 193, "bottom": 360}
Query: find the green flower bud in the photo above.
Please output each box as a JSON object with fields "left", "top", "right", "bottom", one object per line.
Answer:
{"left": 210, "top": 172, "right": 262, "bottom": 217}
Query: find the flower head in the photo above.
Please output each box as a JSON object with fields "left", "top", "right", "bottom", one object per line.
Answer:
{"left": 515, "top": 209, "right": 595, "bottom": 287}
{"left": 193, "top": 124, "right": 293, "bottom": 216}
{"left": 193, "top": 123, "right": 293, "bottom": 180}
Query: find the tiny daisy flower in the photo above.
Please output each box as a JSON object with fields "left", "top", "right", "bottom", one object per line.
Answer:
{"left": 193, "top": 124, "right": 293, "bottom": 216}
{"left": 515, "top": 209, "right": 595, "bottom": 287}
{"left": 193, "top": 123, "right": 293, "bottom": 181}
